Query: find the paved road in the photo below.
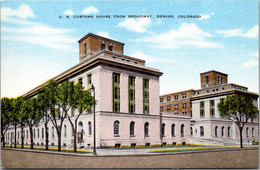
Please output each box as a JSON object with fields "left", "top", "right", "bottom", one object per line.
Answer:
{"left": 1, "top": 147, "right": 259, "bottom": 168}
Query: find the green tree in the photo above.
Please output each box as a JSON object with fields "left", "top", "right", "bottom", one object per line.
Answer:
{"left": 66, "top": 83, "right": 94, "bottom": 152}
{"left": 18, "top": 97, "right": 29, "bottom": 149}
{"left": 49, "top": 80, "right": 73, "bottom": 151}
{"left": 10, "top": 97, "right": 23, "bottom": 148}
{"left": 218, "top": 94, "right": 258, "bottom": 148}
{"left": 24, "top": 98, "right": 43, "bottom": 149}
{"left": 40, "top": 80, "right": 58, "bottom": 150}
{"left": 1, "top": 97, "right": 12, "bottom": 147}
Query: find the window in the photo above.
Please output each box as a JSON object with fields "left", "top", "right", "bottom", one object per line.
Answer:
{"left": 161, "top": 123, "right": 166, "bottom": 137}
{"left": 190, "top": 101, "right": 192, "bottom": 108}
{"left": 215, "top": 126, "right": 218, "bottom": 137}
{"left": 114, "top": 121, "right": 119, "bottom": 135}
{"left": 167, "top": 96, "right": 170, "bottom": 101}
{"left": 129, "top": 76, "right": 135, "bottom": 113}
{"left": 130, "top": 121, "right": 135, "bottom": 136}
{"left": 108, "top": 45, "right": 113, "bottom": 51}
{"left": 71, "top": 107, "right": 75, "bottom": 117}
{"left": 33, "top": 129, "right": 35, "bottom": 139}
{"left": 182, "top": 102, "right": 186, "bottom": 109}
{"left": 37, "top": 128, "right": 39, "bottom": 139}
{"left": 83, "top": 42, "right": 87, "bottom": 54}
{"left": 78, "top": 78, "right": 83, "bottom": 86}
{"left": 181, "top": 124, "right": 184, "bottom": 137}
{"left": 71, "top": 127, "right": 74, "bottom": 137}
{"left": 26, "top": 130, "right": 28, "bottom": 139}
{"left": 221, "top": 77, "right": 223, "bottom": 84}
{"left": 200, "top": 101, "right": 205, "bottom": 118}
{"left": 42, "top": 128, "right": 44, "bottom": 138}
{"left": 174, "top": 103, "right": 178, "bottom": 110}
{"left": 167, "top": 105, "right": 171, "bottom": 110}
{"left": 143, "top": 79, "right": 149, "bottom": 114}
{"left": 144, "top": 122, "right": 149, "bottom": 137}
{"left": 221, "top": 126, "right": 224, "bottom": 137}
{"left": 52, "top": 127, "right": 54, "bottom": 138}
{"left": 160, "top": 97, "right": 163, "bottom": 102}
{"left": 113, "top": 73, "right": 120, "bottom": 112}
{"left": 252, "top": 128, "right": 255, "bottom": 137}
{"left": 246, "top": 127, "right": 249, "bottom": 137}
{"left": 191, "top": 127, "right": 193, "bottom": 136}
{"left": 210, "top": 100, "right": 215, "bottom": 117}
{"left": 18, "top": 131, "right": 19, "bottom": 139}
{"left": 200, "top": 126, "right": 204, "bottom": 136}
{"left": 87, "top": 73, "right": 92, "bottom": 89}
{"left": 101, "top": 43, "right": 105, "bottom": 50}
{"left": 64, "top": 125, "right": 67, "bottom": 138}
{"left": 205, "top": 74, "right": 209, "bottom": 84}
{"left": 182, "top": 93, "right": 186, "bottom": 99}
{"left": 160, "top": 106, "right": 163, "bottom": 111}
{"left": 88, "top": 122, "right": 92, "bottom": 135}
{"left": 174, "top": 94, "right": 178, "bottom": 100}
{"left": 217, "top": 76, "right": 220, "bottom": 84}
{"left": 227, "top": 127, "right": 231, "bottom": 137}
{"left": 171, "top": 124, "right": 175, "bottom": 137}
{"left": 182, "top": 111, "right": 187, "bottom": 115}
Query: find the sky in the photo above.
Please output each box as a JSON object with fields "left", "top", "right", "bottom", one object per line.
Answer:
{"left": 1, "top": 0, "right": 259, "bottom": 98}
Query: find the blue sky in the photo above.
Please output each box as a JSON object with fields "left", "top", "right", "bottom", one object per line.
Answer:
{"left": 1, "top": 0, "right": 258, "bottom": 97}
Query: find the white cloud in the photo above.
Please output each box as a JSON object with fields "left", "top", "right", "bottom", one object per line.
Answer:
{"left": 135, "top": 23, "right": 221, "bottom": 49}
{"left": 199, "top": 13, "right": 214, "bottom": 20}
{"left": 64, "top": 10, "right": 74, "bottom": 15}
{"left": 131, "top": 51, "right": 174, "bottom": 63}
{"left": 81, "top": 6, "right": 99, "bottom": 14}
{"left": 216, "top": 25, "right": 258, "bottom": 39}
{"left": 1, "top": 5, "right": 78, "bottom": 52}
{"left": 250, "top": 52, "right": 258, "bottom": 57}
{"left": 241, "top": 59, "right": 258, "bottom": 68}
{"left": 118, "top": 18, "right": 152, "bottom": 33}
{"left": 1, "top": 4, "right": 35, "bottom": 20}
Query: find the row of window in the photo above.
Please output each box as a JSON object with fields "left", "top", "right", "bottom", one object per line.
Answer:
{"left": 113, "top": 73, "right": 150, "bottom": 114}
{"left": 113, "top": 121, "right": 186, "bottom": 137}
{"left": 160, "top": 93, "right": 187, "bottom": 102}
{"left": 200, "top": 99, "right": 224, "bottom": 118}
{"left": 82, "top": 42, "right": 113, "bottom": 55}
{"left": 205, "top": 74, "right": 224, "bottom": 85}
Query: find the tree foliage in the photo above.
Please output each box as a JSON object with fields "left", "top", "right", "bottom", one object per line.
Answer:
{"left": 218, "top": 94, "right": 258, "bottom": 148}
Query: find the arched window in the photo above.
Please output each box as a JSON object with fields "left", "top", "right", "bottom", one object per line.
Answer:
{"left": 161, "top": 123, "right": 166, "bottom": 137}
{"left": 42, "top": 128, "right": 44, "bottom": 138}
{"left": 144, "top": 122, "right": 149, "bottom": 137}
{"left": 101, "top": 43, "right": 105, "bottom": 50}
{"left": 215, "top": 126, "right": 218, "bottom": 137}
{"left": 52, "top": 127, "right": 54, "bottom": 138}
{"left": 252, "top": 128, "right": 255, "bottom": 137}
{"left": 114, "top": 121, "right": 120, "bottom": 135}
{"left": 200, "top": 126, "right": 204, "bottom": 136}
{"left": 71, "top": 126, "right": 74, "bottom": 137}
{"left": 108, "top": 45, "right": 113, "bottom": 51}
{"left": 227, "top": 127, "right": 231, "bottom": 137}
{"left": 26, "top": 130, "right": 28, "bottom": 139}
{"left": 79, "top": 121, "right": 83, "bottom": 133}
{"left": 37, "top": 128, "right": 40, "bottom": 138}
{"left": 88, "top": 122, "right": 92, "bottom": 135}
{"left": 246, "top": 127, "right": 249, "bottom": 137}
{"left": 206, "top": 74, "right": 209, "bottom": 84}
{"left": 171, "top": 124, "right": 175, "bottom": 137}
{"left": 221, "top": 126, "right": 224, "bottom": 137}
{"left": 181, "top": 124, "right": 185, "bottom": 137}
{"left": 33, "top": 129, "right": 35, "bottom": 139}
{"left": 190, "top": 127, "right": 193, "bottom": 136}
{"left": 130, "top": 121, "right": 135, "bottom": 136}
{"left": 64, "top": 125, "right": 67, "bottom": 138}
{"left": 18, "top": 131, "right": 19, "bottom": 139}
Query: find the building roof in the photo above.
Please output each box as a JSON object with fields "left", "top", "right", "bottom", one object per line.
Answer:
{"left": 22, "top": 50, "right": 163, "bottom": 98}
{"left": 78, "top": 33, "right": 125, "bottom": 45}
{"left": 160, "top": 89, "right": 196, "bottom": 97}
{"left": 200, "top": 70, "right": 228, "bottom": 76}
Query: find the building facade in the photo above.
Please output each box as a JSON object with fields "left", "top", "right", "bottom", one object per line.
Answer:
{"left": 4, "top": 33, "right": 190, "bottom": 148}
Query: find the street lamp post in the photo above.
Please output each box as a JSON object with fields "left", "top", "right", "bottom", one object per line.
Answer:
{"left": 91, "top": 84, "right": 97, "bottom": 155}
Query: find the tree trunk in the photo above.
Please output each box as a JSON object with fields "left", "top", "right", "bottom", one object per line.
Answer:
{"left": 240, "top": 127, "right": 243, "bottom": 148}
{"left": 74, "top": 123, "right": 77, "bottom": 152}
{"left": 29, "top": 127, "right": 34, "bottom": 149}
{"left": 2, "top": 133, "right": 5, "bottom": 147}
{"left": 14, "top": 125, "right": 17, "bottom": 148}
{"left": 21, "top": 127, "right": 24, "bottom": 149}
{"left": 58, "top": 133, "right": 61, "bottom": 151}
{"left": 45, "top": 123, "right": 49, "bottom": 150}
